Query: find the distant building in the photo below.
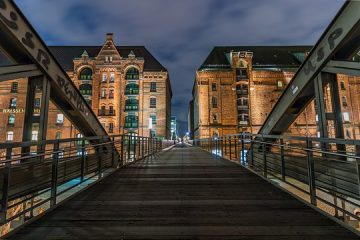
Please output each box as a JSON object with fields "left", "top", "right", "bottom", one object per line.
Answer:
{"left": 191, "top": 46, "right": 360, "bottom": 140}
{"left": 188, "top": 99, "right": 194, "bottom": 139}
{"left": 0, "top": 33, "right": 172, "bottom": 146}
{"left": 170, "top": 116, "right": 178, "bottom": 140}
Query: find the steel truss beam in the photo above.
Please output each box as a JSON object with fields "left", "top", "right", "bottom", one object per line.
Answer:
{"left": 324, "top": 60, "right": 360, "bottom": 76}
{"left": 0, "top": 0, "right": 107, "bottom": 137}
{"left": 259, "top": 0, "right": 360, "bottom": 136}
{"left": 0, "top": 64, "right": 41, "bottom": 81}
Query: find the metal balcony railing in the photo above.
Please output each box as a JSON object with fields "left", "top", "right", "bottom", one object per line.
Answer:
{"left": 0, "top": 135, "right": 174, "bottom": 231}
{"left": 193, "top": 133, "right": 360, "bottom": 231}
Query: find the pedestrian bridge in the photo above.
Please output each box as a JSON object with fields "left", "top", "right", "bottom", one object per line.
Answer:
{"left": 3, "top": 144, "right": 359, "bottom": 239}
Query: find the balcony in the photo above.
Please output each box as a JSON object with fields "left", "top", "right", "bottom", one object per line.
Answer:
{"left": 98, "top": 109, "right": 116, "bottom": 116}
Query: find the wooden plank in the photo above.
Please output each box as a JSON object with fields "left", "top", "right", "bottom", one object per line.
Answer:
{"left": 4, "top": 146, "right": 359, "bottom": 239}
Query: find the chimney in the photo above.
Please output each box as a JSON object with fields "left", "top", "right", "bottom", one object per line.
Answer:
{"left": 106, "top": 33, "right": 113, "bottom": 41}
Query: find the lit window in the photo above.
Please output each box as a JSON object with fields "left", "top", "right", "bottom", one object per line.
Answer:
{"left": 277, "top": 80, "right": 283, "bottom": 89}
{"left": 102, "top": 73, "right": 107, "bottom": 82}
{"left": 236, "top": 69, "right": 248, "bottom": 80}
{"left": 11, "top": 82, "right": 18, "bottom": 93}
{"left": 150, "top": 114, "right": 157, "bottom": 125}
{"left": 150, "top": 98, "right": 156, "bottom": 108}
{"left": 343, "top": 112, "right": 350, "bottom": 122}
{"left": 105, "top": 56, "right": 109, "bottom": 62}
{"left": 109, "top": 56, "right": 113, "bottom": 62}
{"left": 317, "top": 132, "right": 321, "bottom": 138}
{"left": 213, "top": 114, "right": 218, "bottom": 123}
{"left": 31, "top": 130, "right": 38, "bottom": 141}
{"left": 342, "top": 96, "right": 347, "bottom": 107}
{"left": 34, "top": 98, "right": 41, "bottom": 108}
{"left": 6, "top": 131, "right": 14, "bottom": 141}
{"left": 9, "top": 98, "right": 16, "bottom": 108}
{"left": 79, "top": 84, "right": 92, "bottom": 96}
{"left": 79, "top": 68, "right": 92, "bottom": 80}
{"left": 110, "top": 73, "right": 115, "bottom": 82}
{"left": 315, "top": 114, "right": 319, "bottom": 122}
{"left": 55, "top": 131, "right": 61, "bottom": 139}
{"left": 8, "top": 114, "right": 15, "bottom": 125}
{"left": 150, "top": 82, "right": 157, "bottom": 92}
{"left": 125, "top": 68, "right": 139, "bottom": 80}
{"left": 101, "top": 89, "right": 107, "bottom": 98}
{"left": 56, "top": 114, "right": 64, "bottom": 124}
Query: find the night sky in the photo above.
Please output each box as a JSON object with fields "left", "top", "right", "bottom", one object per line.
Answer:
{"left": 15, "top": 0, "right": 345, "bottom": 136}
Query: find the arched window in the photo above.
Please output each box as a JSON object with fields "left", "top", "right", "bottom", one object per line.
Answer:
{"left": 212, "top": 97, "right": 217, "bottom": 108}
{"left": 79, "top": 68, "right": 93, "bottom": 80}
{"left": 125, "top": 67, "right": 139, "bottom": 80}
{"left": 79, "top": 84, "right": 92, "bottom": 96}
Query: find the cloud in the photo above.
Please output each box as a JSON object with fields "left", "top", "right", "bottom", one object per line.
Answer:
{"left": 15, "top": 0, "right": 345, "bottom": 135}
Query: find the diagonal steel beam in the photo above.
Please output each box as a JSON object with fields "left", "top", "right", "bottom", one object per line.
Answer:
{"left": 0, "top": 0, "right": 107, "bottom": 137}
{"left": 259, "top": 0, "right": 360, "bottom": 136}
{"left": 0, "top": 64, "right": 41, "bottom": 81}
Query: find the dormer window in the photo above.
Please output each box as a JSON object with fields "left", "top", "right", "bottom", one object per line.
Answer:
{"left": 109, "top": 56, "right": 113, "bottom": 62}
{"left": 105, "top": 56, "right": 109, "bottom": 62}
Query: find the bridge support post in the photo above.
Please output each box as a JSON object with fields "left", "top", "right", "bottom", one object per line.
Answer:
{"left": 50, "top": 140, "right": 59, "bottom": 207}
{"left": 306, "top": 139, "right": 317, "bottom": 205}
{"left": 280, "top": 139, "right": 285, "bottom": 181}
{"left": 80, "top": 139, "right": 86, "bottom": 181}
{"left": 22, "top": 75, "right": 50, "bottom": 156}
{"left": 241, "top": 134, "right": 245, "bottom": 164}
{"left": 98, "top": 138, "right": 103, "bottom": 179}
{"left": 0, "top": 147, "right": 12, "bottom": 223}
{"left": 234, "top": 136, "right": 238, "bottom": 160}
{"left": 229, "top": 136, "right": 232, "bottom": 160}
{"left": 262, "top": 137, "right": 267, "bottom": 177}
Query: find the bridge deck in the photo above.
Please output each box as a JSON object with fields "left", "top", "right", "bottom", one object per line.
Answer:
{"left": 6, "top": 145, "right": 358, "bottom": 239}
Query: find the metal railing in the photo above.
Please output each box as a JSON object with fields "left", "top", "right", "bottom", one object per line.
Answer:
{"left": 0, "top": 135, "right": 173, "bottom": 232}
{"left": 194, "top": 133, "right": 360, "bottom": 230}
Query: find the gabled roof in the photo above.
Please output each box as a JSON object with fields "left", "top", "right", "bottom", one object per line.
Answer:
{"left": 48, "top": 46, "right": 167, "bottom": 72}
{"left": 199, "top": 46, "right": 312, "bottom": 70}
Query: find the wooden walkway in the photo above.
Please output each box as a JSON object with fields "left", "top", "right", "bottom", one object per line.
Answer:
{"left": 6, "top": 144, "right": 359, "bottom": 239}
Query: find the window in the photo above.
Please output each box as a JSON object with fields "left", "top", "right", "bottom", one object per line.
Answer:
{"left": 31, "top": 130, "right": 38, "bottom": 141}
{"left": 125, "top": 68, "right": 139, "bottom": 80}
{"left": 212, "top": 83, "right": 217, "bottom": 91}
{"left": 109, "top": 106, "right": 114, "bottom": 115}
{"left": 110, "top": 73, "right": 115, "bottom": 82}
{"left": 277, "top": 80, "right": 283, "bottom": 89}
{"left": 11, "top": 82, "right": 18, "bottom": 93}
{"left": 105, "top": 56, "right": 109, "bottom": 62}
{"left": 212, "top": 97, "right": 217, "bottom": 108}
{"left": 56, "top": 114, "right": 64, "bottom": 124}
{"left": 101, "top": 89, "right": 107, "bottom": 99}
{"left": 150, "top": 82, "right": 157, "bottom": 92}
{"left": 343, "top": 112, "right": 350, "bottom": 122}
{"left": 342, "top": 96, "right": 347, "bottom": 107}
{"left": 34, "top": 98, "right": 41, "bottom": 108}
{"left": 346, "top": 129, "right": 351, "bottom": 139}
{"left": 6, "top": 131, "right": 14, "bottom": 141}
{"left": 79, "top": 68, "right": 93, "bottom": 80}
{"left": 102, "top": 73, "right": 107, "bottom": 82}
{"left": 55, "top": 131, "right": 61, "bottom": 139}
{"left": 213, "top": 114, "right": 218, "bottom": 123}
{"left": 236, "top": 68, "right": 248, "bottom": 80}
{"left": 79, "top": 84, "right": 92, "bottom": 96}
{"left": 109, "top": 123, "right": 114, "bottom": 133}
{"left": 125, "top": 83, "right": 139, "bottom": 95}
{"left": 150, "top": 114, "right": 157, "bottom": 125}
{"left": 109, "top": 89, "right": 114, "bottom": 99}
{"left": 100, "top": 106, "right": 106, "bottom": 115}
{"left": 8, "top": 114, "right": 15, "bottom": 125}
{"left": 9, "top": 98, "right": 16, "bottom": 108}
{"left": 125, "top": 115, "right": 139, "bottom": 128}
{"left": 340, "top": 81, "right": 346, "bottom": 90}
{"left": 150, "top": 98, "right": 156, "bottom": 108}
{"left": 109, "top": 56, "right": 113, "bottom": 62}
{"left": 125, "top": 99, "right": 139, "bottom": 111}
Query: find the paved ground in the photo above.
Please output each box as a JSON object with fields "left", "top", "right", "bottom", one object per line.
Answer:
{"left": 6, "top": 144, "right": 359, "bottom": 239}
